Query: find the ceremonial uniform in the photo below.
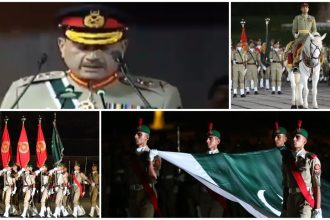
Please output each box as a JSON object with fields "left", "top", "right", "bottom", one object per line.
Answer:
{"left": 246, "top": 45, "right": 261, "bottom": 94}
{"left": 72, "top": 170, "right": 88, "bottom": 215}
{"left": 0, "top": 5, "right": 182, "bottom": 109}
{"left": 53, "top": 168, "right": 66, "bottom": 217}
{"left": 269, "top": 43, "right": 284, "bottom": 94}
{"left": 232, "top": 43, "right": 247, "bottom": 97}
{"left": 260, "top": 43, "right": 271, "bottom": 89}
{"left": 35, "top": 167, "right": 52, "bottom": 217}
{"left": 21, "top": 169, "right": 36, "bottom": 218}
{"left": 89, "top": 169, "right": 100, "bottom": 217}
{"left": 1, "top": 168, "right": 15, "bottom": 217}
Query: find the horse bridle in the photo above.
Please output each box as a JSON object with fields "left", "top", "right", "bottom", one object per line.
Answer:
{"left": 302, "top": 38, "right": 322, "bottom": 68}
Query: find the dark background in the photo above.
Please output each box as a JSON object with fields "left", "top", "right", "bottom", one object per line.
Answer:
{"left": 102, "top": 111, "right": 330, "bottom": 217}
{"left": 232, "top": 2, "right": 330, "bottom": 45}
{"left": 0, "top": 111, "right": 99, "bottom": 162}
{"left": 0, "top": 2, "right": 229, "bottom": 108}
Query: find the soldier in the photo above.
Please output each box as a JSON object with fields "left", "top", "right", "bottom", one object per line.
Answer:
{"left": 127, "top": 118, "right": 160, "bottom": 217}
{"left": 89, "top": 163, "right": 100, "bottom": 217}
{"left": 72, "top": 161, "right": 89, "bottom": 217}
{"left": 291, "top": 3, "right": 317, "bottom": 68}
{"left": 21, "top": 164, "right": 36, "bottom": 218}
{"left": 260, "top": 42, "right": 271, "bottom": 90}
{"left": 269, "top": 41, "right": 285, "bottom": 94}
{"left": 0, "top": 4, "right": 182, "bottom": 109}
{"left": 62, "top": 165, "right": 71, "bottom": 216}
{"left": 1, "top": 162, "right": 16, "bottom": 217}
{"left": 232, "top": 41, "right": 247, "bottom": 97}
{"left": 34, "top": 164, "right": 53, "bottom": 217}
{"left": 51, "top": 163, "right": 67, "bottom": 217}
{"left": 282, "top": 120, "right": 322, "bottom": 217}
{"left": 246, "top": 41, "right": 261, "bottom": 94}
{"left": 11, "top": 163, "right": 21, "bottom": 216}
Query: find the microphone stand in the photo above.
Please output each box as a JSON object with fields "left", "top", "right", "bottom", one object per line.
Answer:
{"left": 117, "top": 59, "right": 152, "bottom": 109}
{"left": 97, "top": 90, "right": 107, "bottom": 109}
{"left": 11, "top": 54, "right": 47, "bottom": 109}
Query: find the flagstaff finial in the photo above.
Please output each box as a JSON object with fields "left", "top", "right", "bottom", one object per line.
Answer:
{"left": 21, "top": 116, "right": 26, "bottom": 124}
{"left": 38, "top": 115, "right": 42, "bottom": 123}
{"left": 240, "top": 19, "right": 246, "bottom": 28}
{"left": 265, "top": 18, "right": 270, "bottom": 25}
{"left": 4, "top": 116, "right": 8, "bottom": 124}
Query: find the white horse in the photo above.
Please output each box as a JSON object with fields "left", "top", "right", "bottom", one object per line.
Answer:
{"left": 288, "top": 32, "right": 326, "bottom": 109}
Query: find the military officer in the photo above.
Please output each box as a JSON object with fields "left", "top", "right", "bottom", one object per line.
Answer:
{"left": 291, "top": 3, "right": 317, "bottom": 68}
{"left": 269, "top": 41, "right": 284, "bottom": 94}
{"left": 72, "top": 161, "right": 89, "bottom": 217}
{"left": 232, "top": 41, "right": 247, "bottom": 97}
{"left": 282, "top": 120, "right": 322, "bottom": 218}
{"left": 246, "top": 41, "right": 261, "bottom": 94}
{"left": 127, "top": 118, "right": 160, "bottom": 217}
{"left": 1, "top": 162, "right": 16, "bottom": 218}
{"left": 21, "top": 164, "right": 36, "bottom": 218}
{"left": 89, "top": 163, "right": 100, "bottom": 217}
{"left": 0, "top": 5, "right": 182, "bottom": 109}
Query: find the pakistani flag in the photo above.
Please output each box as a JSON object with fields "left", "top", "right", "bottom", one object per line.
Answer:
{"left": 51, "top": 121, "right": 64, "bottom": 166}
{"left": 154, "top": 148, "right": 330, "bottom": 217}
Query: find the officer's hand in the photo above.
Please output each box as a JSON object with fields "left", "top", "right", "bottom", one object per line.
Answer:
{"left": 282, "top": 67, "right": 286, "bottom": 72}
{"left": 233, "top": 60, "right": 236, "bottom": 64}
{"left": 312, "top": 208, "right": 322, "bottom": 218}
{"left": 270, "top": 59, "right": 273, "bottom": 63}
{"left": 91, "top": 183, "right": 96, "bottom": 187}
{"left": 258, "top": 66, "right": 261, "bottom": 72}
{"left": 294, "top": 32, "right": 299, "bottom": 39}
{"left": 262, "top": 65, "right": 267, "bottom": 71}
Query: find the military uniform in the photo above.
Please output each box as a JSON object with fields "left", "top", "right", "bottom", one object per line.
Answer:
{"left": 35, "top": 168, "right": 52, "bottom": 217}
{"left": 246, "top": 46, "right": 261, "bottom": 94}
{"left": 53, "top": 168, "right": 66, "bottom": 217}
{"left": 260, "top": 43, "right": 271, "bottom": 89}
{"left": 0, "top": 5, "right": 182, "bottom": 109}
{"left": 269, "top": 44, "right": 284, "bottom": 94}
{"left": 21, "top": 169, "right": 36, "bottom": 218}
{"left": 232, "top": 45, "right": 247, "bottom": 97}
{"left": 1, "top": 71, "right": 182, "bottom": 109}
{"left": 1, "top": 168, "right": 15, "bottom": 217}
{"left": 89, "top": 169, "right": 100, "bottom": 217}
{"left": 72, "top": 168, "right": 88, "bottom": 217}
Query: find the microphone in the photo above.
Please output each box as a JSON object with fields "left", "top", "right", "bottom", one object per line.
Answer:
{"left": 112, "top": 51, "right": 152, "bottom": 109}
{"left": 97, "top": 89, "right": 106, "bottom": 109}
{"left": 11, "top": 53, "right": 48, "bottom": 109}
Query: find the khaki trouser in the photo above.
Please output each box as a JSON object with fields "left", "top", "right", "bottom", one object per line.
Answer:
{"left": 128, "top": 189, "right": 154, "bottom": 217}
{"left": 3, "top": 186, "right": 12, "bottom": 207}
{"left": 271, "top": 63, "right": 283, "bottom": 87}
{"left": 265, "top": 66, "right": 271, "bottom": 79}
{"left": 91, "top": 187, "right": 98, "bottom": 207}
{"left": 23, "top": 189, "right": 31, "bottom": 209}
{"left": 62, "top": 195, "right": 68, "bottom": 207}
{"left": 73, "top": 187, "right": 81, "bottom": 207}
{"left": 232, "top": 64, "right": 246, "bottom": 90}
{"left": 199, "top": 188, "right": 224, "bottom": 217}
{"left": 246, "top": 64, "right": 258, "bottom": 88}
{"left": 55, "top": 188, "right": 63, "bottom": 207}
{"left": 40, "top": 188, "right": 48, "bottom": 207}
{"left": 286, "top": 193, "right": 312, "bottom": 217}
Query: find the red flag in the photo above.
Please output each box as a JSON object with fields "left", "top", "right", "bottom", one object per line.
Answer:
{"left": 16, "top": 121, "right": 30, "bottom": 168}
{"left": 1, "top": 121, "right": 11, "bottom": 168}
{"left": 241, "top": 26, "right": 248, "bottom": 51}
{"left": 36, "top": 119, "right": 47, "bottom": 168}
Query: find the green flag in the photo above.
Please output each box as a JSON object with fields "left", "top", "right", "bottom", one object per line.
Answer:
{"left": 155, "top": 148, "right": 330, "bottom": 217}
{"left": 51, "top": 121, "right": 64, "bottom": 166}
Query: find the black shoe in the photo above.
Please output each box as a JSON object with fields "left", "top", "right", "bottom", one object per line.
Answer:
{"left": 246, "top": 91, "right": 250, "bottom": 95}
{"left": 291, "top": 105, "right": 297, "bottom": 109}
{"left": 241, "top": 94, "right": 246, "bottom": 98}
{"left": 254, "top": 91, "right": 258, "bottom": 95}
{"left": 298, "top": 105, "right": 304, "bottom": 109}
{"left": 233, "top": 94, "right": 237, "bottom": 98}
{"left": 278, "top": 91, "right": 282, "bottom": 95}
{"left": 271, "top": 91, "right": 275, "bottom": 95}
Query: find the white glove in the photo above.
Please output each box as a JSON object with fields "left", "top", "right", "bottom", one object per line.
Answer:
{"left": 41, "top": 186, "right": 45, "bottom": 193}
{"left": 31, "top": 188, "right": 36, "bottom": 197}
{"left": 282, "top": 67, "right": 286, "bottom": 72}
{"left": 294, "top": 32, "right": 299, "bottom": 39}
{"left": 149, "top": 149, "right": 159, "bottom": 161}
{"left": 270, "top": 59, "right": 273, "bottom": 63}
{"left": 63, "top": 187, "right": 67, "bottom": 195}
{"left": 35, "top": 170, "right": 41, "bottom": 176}
{"left": 91, "top": 182, "right": 96, "bottom": 187}
{"left": 312, "top": 208, "right": 322, "bottom": 218}
{"left": 243, "top": 69, "right": 247, "bottom": 74}
{"left": 11, "top": 186, "right": 17, "bottom": 196}
{"left": 232, "top": 60, "right": 236, "bottom": 64}
{"left": 262, "top": 65, "right": 267, "bottom": 71}
{"left": 257, "top": 66, "right": 261, "bottom": 72}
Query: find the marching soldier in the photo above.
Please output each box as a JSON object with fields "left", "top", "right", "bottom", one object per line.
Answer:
{"left": 291, "top": 3, "right": 317, "bottom": 68}
{"left": 260, "top": 42, "right": 271, "bottom": 90}
{"left": 126, "top": 118, "right": 161, "bottom": 217}
{"left": 52, "top": 163, "right": 67, "bottom": 217}
{"left": 1, "top": 162, "right": 16, "bottom": 218}
{"left": 89, "top": 163, "right": 100, "bottom": 217}
{"left": 269, "top": 41, "right": 285, "bottom": 94}
{"left": 11, "top": 163, "right": 21, "bottom": 216}
{"left": 0, "top": 4, "right": 182, "bottom": 109}
{"left": 61, "top": 165, "right": 71, "bottom": 216}
{"left": 72, "top": 161, "right": 89, "bottom": 217}
{"left": 21, "top": 164, "right": 36, "bottom": 218}
{"left": 246, "top": 41, "right": 261, "bottom": 94}
{"left": 34, "top": 165, "right": 52, "bottom": 217}
{"left": 282, "top": 120, "right": 322, "bottom": 217}
{"left": 232, "top": 41, "right": 247, "bottom": 97}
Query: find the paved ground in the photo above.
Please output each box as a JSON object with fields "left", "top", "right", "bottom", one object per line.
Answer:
{"left": 231, "top": 81, "right": 330, "bottom": 109}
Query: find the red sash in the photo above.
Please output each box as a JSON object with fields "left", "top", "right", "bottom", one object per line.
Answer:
{"left": 290, "top": 161, "right": 315, "bottom": 208}
{"left": 131, "top": 155, "right": 161, "bottom": 217}
{"left": 72, "top": 174, "right": 83, "bottom": 198}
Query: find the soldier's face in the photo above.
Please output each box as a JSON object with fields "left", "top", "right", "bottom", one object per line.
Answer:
{"left": 207, "top": 136, "right": 220, "bottom": 149}
{"left": 135, "top": 132, "right": 149, "bottom": 146}
{"left": 92, "top": 165, "right": 98, "bottom": 172}
{"left": 293, "top": 134, "right": 307, "bottom": 149}
{"left": 274, "top": 134, "right": 287, "bottom": 147}
{"left": 301, "top": 6, "right": 309, "bottom": 14}
{"left": 74, "top": 165, "right": 80, "bottom": 171}
{"left": 58, "top": 38, "right": 128, "bottom": 80}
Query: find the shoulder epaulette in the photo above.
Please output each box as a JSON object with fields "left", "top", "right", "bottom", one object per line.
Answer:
{"left": 17, "top": 71, "right": 66, "bottom": 87}
{"left": 306, "top": 152, "right": 317, "bottom": 159}
{"left": 119, "top": 74, "right": 169, "bottom": 93}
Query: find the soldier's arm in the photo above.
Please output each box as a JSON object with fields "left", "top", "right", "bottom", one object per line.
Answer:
{"left": 311, "top": 157, "right": 321, "bottom": 209}
{"left": 312, "top": 17, "right": 317, "bottom": 33}
{"left": 292, "top": 16, "right": 298, "bottom": 36}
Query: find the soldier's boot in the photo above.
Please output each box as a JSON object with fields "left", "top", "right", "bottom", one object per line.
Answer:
{"left": 271, "top": 86, "right": 276, "bottom": 94}
{"left": 61, "top": 205, "right": 69, "bottom": 217}
{"left": 21, "top": 207, "right": 28, "bottom": 218}
{"left": 73, "top": 206, "right": 78, "bottom": 218}
{"left": 53, "top": 207, "right": 60, "bottom": 218}
{"left": 265, "top": 80, "right": 270, "bottom": 90}
{"left": 3, "top": 205, "right": 10, "bottom": 217}
{"left": 277, "top": 86, "right": 282, "bottom": 94}
{"left": 78, "top": 205, "right": 85, "bottom": 216}
{"left": 89, "top": 207, "right": 95, "bottom": 217}
{"left": 39, "top": 206, "right": 46, "bottom": 217}
{"left": 251, "top": 80, "right": 254, "bottom": 90}
{"left": 260, "top": 78, "right": 264, "bottom": 88}
{"left": 245, "top": 87, "right": 250, "bottom": 95}
{"left": 95, "top": 205, "right": 100, "bottom": 216}
{"left": 46, "top": 207, "right": 52, "bottom": 218}
{"left": 240, "top": 89, "right": 245, "bottom": 97}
